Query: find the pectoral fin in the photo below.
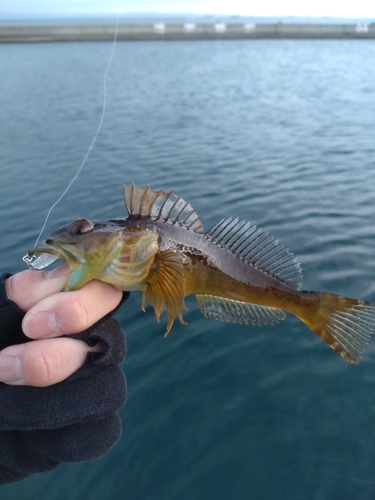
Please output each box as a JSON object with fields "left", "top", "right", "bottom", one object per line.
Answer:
{"left": 142, "top": 250, "right": 187, "bottom": 336}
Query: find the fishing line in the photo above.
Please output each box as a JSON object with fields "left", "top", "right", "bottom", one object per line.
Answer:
{"left": 34, "top": 15, "right": 119, "bottom": 247}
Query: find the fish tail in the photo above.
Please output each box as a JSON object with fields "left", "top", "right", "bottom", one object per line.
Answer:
{"left": 299, "top": 292, "right": 375, "bottom": 364}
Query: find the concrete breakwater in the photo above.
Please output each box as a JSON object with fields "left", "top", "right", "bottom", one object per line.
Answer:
{"left": 1, "top": 22, "right": 375, "bottom": 43}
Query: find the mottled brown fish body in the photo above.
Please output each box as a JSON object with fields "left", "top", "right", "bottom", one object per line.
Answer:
{"left": 183, "top": 256, "right": 301, "bottom": 308}
{"left": 28, "top": 183, "right": 375, "bottom": 365}
{"left": 183, "top": 253, "right": 367, "bottom": 361}
{"left": 184, "top": 257, "right": 318, "bottom": 336}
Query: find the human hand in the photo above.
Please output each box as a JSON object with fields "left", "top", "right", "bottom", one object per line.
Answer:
{"left": 0, "top": 265, "right": 123, "bottom": 386}
{"left": 0, "top": 266, "right": 128, "bottom": 483}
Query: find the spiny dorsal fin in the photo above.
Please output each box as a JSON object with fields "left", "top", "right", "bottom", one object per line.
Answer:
{"left": 205, "top": 217, "right": 303, "bottom": 289}
{"left": 142, "top": 249, "right": 187, "bottom": 336}
{"left": 124, "top": 183, "right": 204, "bottom": 232}
{"left": 196, "top": 294, "right": 286, "bottom": 325}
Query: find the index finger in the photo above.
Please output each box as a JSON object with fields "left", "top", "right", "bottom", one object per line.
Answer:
{"left": 22, "top": 279, "right": 123, "bottom": 339}
{"left": 5, "top": 265, "right": 70, "bottom": 312}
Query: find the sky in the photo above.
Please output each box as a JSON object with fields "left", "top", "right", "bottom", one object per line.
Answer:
{"left": 1, "top": 0, "right": 375, "bottom": 19}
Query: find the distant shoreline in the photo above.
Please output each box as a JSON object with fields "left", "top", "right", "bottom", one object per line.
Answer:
{"left": 1, "top": 22, "right": 375, "bottom": 43}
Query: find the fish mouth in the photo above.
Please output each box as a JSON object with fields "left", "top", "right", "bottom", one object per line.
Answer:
{"left": 27, "top": 240, "right": 82, "bottom": 270}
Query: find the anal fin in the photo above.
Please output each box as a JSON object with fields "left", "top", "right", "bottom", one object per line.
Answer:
{"left": 196, "top": 294, "right": 286, "bottom": 326}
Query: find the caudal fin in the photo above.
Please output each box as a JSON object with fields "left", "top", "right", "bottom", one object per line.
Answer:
{"left": 302, "top": 293, "right": 375, "bottom": 364}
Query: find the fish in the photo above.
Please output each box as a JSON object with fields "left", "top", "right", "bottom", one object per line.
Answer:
{"left": 25, "top": 183, "right": 375, "bottom": 364}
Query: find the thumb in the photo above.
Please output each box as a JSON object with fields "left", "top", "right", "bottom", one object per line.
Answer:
{"left": 0, "top": 338, "right": 102, "bottom": 387}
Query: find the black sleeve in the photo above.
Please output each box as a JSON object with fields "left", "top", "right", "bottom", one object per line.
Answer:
{"left": 0, "top": 273, "right": 128, "bottom": 484}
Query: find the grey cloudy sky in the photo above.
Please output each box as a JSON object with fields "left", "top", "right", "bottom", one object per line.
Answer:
{"left": 2, "top": 0, "right": 375, "bottom": 18}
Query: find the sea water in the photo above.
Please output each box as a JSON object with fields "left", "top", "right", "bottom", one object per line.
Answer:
{"left": 1, "top": 39, "right": 375, "bottom": 499}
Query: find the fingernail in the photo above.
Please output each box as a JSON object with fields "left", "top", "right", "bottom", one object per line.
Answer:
{"left": 46, "top": 264, "right": 70, "bottom": 280}
{"left": 0, "top": 355, "right": 23, "bottom": 384}
{"left": 23, "top": 311, "right": 59, "bottom": 338}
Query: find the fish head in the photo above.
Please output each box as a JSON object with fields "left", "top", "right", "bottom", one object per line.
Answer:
{"left": 29, "top": 218, "right": 159, "bottom": 291}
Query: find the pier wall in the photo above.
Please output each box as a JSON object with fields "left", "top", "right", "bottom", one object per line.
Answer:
{"left": 1, "top": 23, "right": 375, "bottom": 43}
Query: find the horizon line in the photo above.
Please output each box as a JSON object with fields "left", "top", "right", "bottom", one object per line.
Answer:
{"left": 2, "top": 13, "right": 375, "bottom": 20}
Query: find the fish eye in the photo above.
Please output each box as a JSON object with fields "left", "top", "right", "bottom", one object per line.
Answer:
{"left": 68, "top": 219, "right": 94, "bottom": 236}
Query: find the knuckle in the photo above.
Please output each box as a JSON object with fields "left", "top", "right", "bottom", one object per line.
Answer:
{"left": 5, "top": 275, "right": 18, "bottom": 301}
{"left": 69, "top": 298, "right": 91, "bottom": 330}
{"left": 5, "top": 274, "right": 27, "bottom": 307}
{"left": 5, "top": 271, "right": 44, "bottom": 311}
{"left": 32, "top": 347, "right": 65, "bottom": 386}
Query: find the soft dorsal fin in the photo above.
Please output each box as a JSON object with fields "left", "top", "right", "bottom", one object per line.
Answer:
{"left": 124, "top": 183, "right": 204, "bottom": 232}
{"left": 205, "top": 217, "right": 303, "bottom": 289}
